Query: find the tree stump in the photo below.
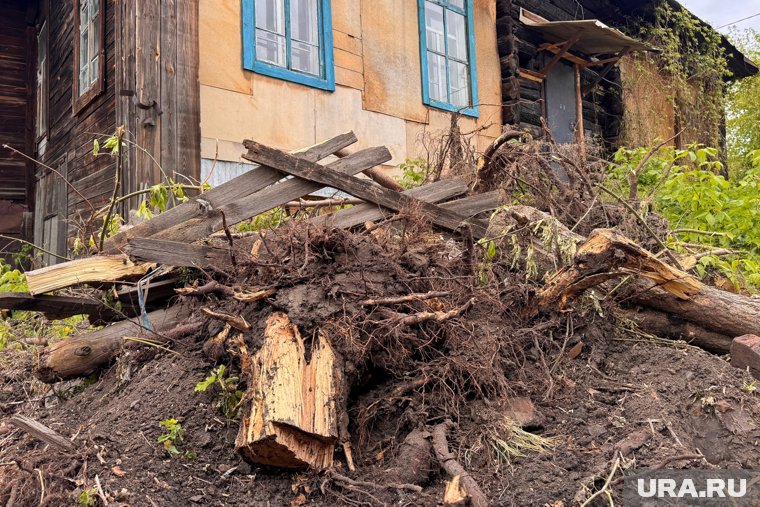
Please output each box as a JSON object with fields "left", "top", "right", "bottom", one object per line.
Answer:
{"left": 235, "top": 313, "right": 347, "bottom": 469}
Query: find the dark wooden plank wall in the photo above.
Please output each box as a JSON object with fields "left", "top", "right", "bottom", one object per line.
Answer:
{"left": 42, "top": 0, "right": 117, "bottom": 244}
{"left": 0, "top": 1, "right": 31, "bottom": 203}
{"left": 496, "top": 0, "right": 627, "bottom": 146}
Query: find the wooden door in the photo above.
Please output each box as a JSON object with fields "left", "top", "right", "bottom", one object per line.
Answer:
{"left": 33, "top": 154, "right": 68, "bottom": 265}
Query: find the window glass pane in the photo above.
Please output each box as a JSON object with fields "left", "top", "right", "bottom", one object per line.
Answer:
{"left": 256, "top": 0, "right": 285, "bottom": 35}
{"left": 425, "top": 1, "right": 445, "bottom": 54}
{"left": 290, "top": 0, "right": 319, "bottom": 45}
{"left": 256, "top": 31, "right": 286, "bottom": 67}
{"left": 79, "top": 29, "right": 89, "bottom": 70}
{"left": 80, "top": 0, "right": 89, "bottom": 27}
{"left": 446, "top": 10, "right": 467, "bottom": 62}
{"left": 448, "top": 0, "right": 465, "bottom": 9}
{"left": 291, "top": 41, "right": 320, "bottom": 75}
{"left": 449, "top": 60, "right": 469, "bottom": 107}
{"left": 90, "top": 0, "right": 98, "bottom": 18}
{"left": 90, "top": 55, "right": 99, "bottom": 85}
{"left": 427, "top": 51, "right": 447, "bottom": 102}
{"left": 79, "top": 64, "right": 89, "bottom": 95}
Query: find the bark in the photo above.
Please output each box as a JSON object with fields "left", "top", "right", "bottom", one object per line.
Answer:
{"left": 35, "top": 306, "right": 188, "bottom": 383}
{"left": 235, "top": 313, "right": 348, "bottom": 470}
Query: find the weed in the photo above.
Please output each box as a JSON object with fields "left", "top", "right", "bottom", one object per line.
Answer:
{"left": 395, "top": 158, "right": 429, "bottom": 189}
{"left": 195, "top": 365, "right": 243, "bottom": 419}
{"left": 157, "top": 418, "right": 185, "bottom": 456}
{"left": 743, "top": 380, "right": 757, "bottom": 394}
{"left": 77, "top": 486, "right": 98, "bottom": 507}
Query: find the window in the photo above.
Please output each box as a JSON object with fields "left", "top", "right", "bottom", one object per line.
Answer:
{"left": 73, "top": 0, "right": 104, "bottom": 113}
{"left": 36, "top": 20, "right": 48, "bottom": 140}
{"left": 418, "top": 0, "right": 478, "bottom": 117}
{"left": 242, "top": 0, "right": 335, "bottom": 91}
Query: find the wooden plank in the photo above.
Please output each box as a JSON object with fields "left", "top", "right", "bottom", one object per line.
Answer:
{"left": 125, "top": 238, "right": 231, "bottom": 268}
{"left": 25, "top": 255, "right": 154, "bottom": 296}
{"left": 243, "top": 141, "right": 488, "bottom": 238}
{"left": 153, "top": 146, "right": 392, "bottom": 242}
{"left": 0, "top": 293, "right": 102, "bottom": 320}
{"left": 102, "top": 132, "right": 358, "bottom": 253}
{"left": 176, "top": 0, "right": 201, "bottom": 183}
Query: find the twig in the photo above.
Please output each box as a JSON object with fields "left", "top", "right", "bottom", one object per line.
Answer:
{"left": 596, "top": 184, "right": 683, "bottom": 270}
{"left": 361, "top": 291, "right": 450, "bottom": 306}
{"left": 98, "top": 126, "right": 126, "bottom": 252}
{"left": 2, "top": 144, "right": 95, "bottom": 214}
{"left": 175, "top": 281, "right": 235, "bottom": 298}
{"left": 672, "top": 229, "right": 728, "bottom": 238}
{"left": 430, "top": 420, "right": 490, "bottom": 507}
{"left": 0, "top": 234, "right": 71, "bottom": 262}
{"left": 329, "top": 470, "right": 422, "bottom": 493}
{"left": 628, "top": 130, "right": 683, "bottom": 200}
{"left": 36, "top": 469, "right": 45, "bottom": 507}
{"left": 395, "top": 298, "right": 475, "bottom": 326}
{"left": 651, "top": 453, "right": 705, "bottom": 470}
{"left": 580, "top": 456, "right": 621, "bottom": 507}
{"left": 693, "top": 248, "right": 737, "bottom": 261}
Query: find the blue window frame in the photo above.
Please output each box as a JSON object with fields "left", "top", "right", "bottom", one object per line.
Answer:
{"left": 418, "top": 0, "right": 478, "bottom": 117}
{"left": 242, "top": 0, "right": 335, "bottom": 91}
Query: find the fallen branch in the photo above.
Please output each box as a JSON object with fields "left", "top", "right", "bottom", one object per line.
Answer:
{"left": 431, "top": 420, "right": 490, "bottom": 507}
{"left": 175, "top": 281, "right": 235, "bottom": 298}
{"left": 200, "top": 308, "right": 251, "bottom": 331}
{"left": 328, "top": 470, "right": 422, "bottom": 494}
{"left": 233, "top": 287, "right": 276, "bottom": 303}
{"left": 9, "top": 415, "right": 75, "bottom": 452}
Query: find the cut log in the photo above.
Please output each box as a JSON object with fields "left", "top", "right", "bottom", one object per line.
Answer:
{"left": 235, "top": 313, "right": 347, "bottom": 469}
{"left": 0, "top": 293, "right": 103, "bottom": 320}
{"left": 35, "top": 306, "right": 188, "bottom": 383}
{"left": 243, "top": 140, "right": 488, "bottom": 238}
{"left": 25, "top": 255, "right": 154, "bottom": 296}
{"left": 153, "top": 146, "right": 392, "bottom": 244}
{"left": 619, "top": 308, "right": 732, "bottom": 354}
{"left": 103, "top": 132, "right": 358, "bottom": 253}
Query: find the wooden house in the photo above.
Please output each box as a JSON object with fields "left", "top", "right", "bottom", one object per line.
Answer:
{"left": 0, "top": 0, "right": 755, "bottom": 264}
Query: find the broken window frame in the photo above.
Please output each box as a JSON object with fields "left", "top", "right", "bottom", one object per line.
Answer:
{"left": 418, "top": 0, "right": 479, "bottom": 117}
{"left": 36, "top": 18, "right": 48, "bottom": 142}
{"left": 73, "top": 0, "right": 105, "bottom": 115}
{"left": 242, "top": 0, "right": 336, "bottom": 92}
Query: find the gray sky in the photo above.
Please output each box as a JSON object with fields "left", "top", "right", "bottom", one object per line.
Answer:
{"left": 679, "top": 0, "right": 760, "bottom": 33}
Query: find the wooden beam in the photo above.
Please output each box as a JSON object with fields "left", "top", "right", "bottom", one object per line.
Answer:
{"left": 25, "top": 255, "right": 154, "bottom": 296}
{"left": 307, "top": 179, "right": 470, "bottom": 230}
{"left": 539, "top": 42, "right": 589, "bottom": 67}
{"left": 243, "top": 142, "right": 488, "bottom": 238}
{"left": 0, "top": 293, "right": 103, "bottom": 320}
{"left": 538, "top": 34, "right": 581, "bottom": 77}
{"left": 153, "top": 146, "right": 392, "bottom": 243}
{"left": 10, "top": 415, "right": 75, "bottom": 451}
{"left": 102, "top": 132, "right": 358, "bottom": 253}
{"left": 125, "top": 238, "right": 232, "bottom": 269}
{"left": 518, "top": 68, "right": 545, "bottom": 83}
{"left": 582, "top": 46, "right": 631, "bottom": 97}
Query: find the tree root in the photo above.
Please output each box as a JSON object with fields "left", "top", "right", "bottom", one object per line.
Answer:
{"left": 430, "top": 420, "right": 490, "bottom": 507}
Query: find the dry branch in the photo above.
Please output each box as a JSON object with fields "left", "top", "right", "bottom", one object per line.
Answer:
{"left": 9, "top": 415, "right": 75, "bottom": 452}
{"left": 361, "top": 291, "right": 450, "bottom": 306}
{"left": 200, "top": 308, "right": 251, "bottom": 331}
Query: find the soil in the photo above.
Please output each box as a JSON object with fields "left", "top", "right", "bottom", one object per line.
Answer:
{"left": 1, "top": 225, "right": 759, "bottom": 507}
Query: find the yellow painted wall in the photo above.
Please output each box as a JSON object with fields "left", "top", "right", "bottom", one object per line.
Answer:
{"left": 199, "top": 0, "right": 502, "bottom": 170}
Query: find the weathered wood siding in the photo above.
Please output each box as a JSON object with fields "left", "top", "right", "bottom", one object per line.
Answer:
{"left": 40, "top": 0, "right": 117, "bottom": 245}
{"left": 0, "top": 0, "right": 33, "bottom": 255}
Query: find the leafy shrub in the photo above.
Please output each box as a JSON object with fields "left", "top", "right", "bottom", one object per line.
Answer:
{"left": 607, "top": 144, "right": 760, "bottom": 292}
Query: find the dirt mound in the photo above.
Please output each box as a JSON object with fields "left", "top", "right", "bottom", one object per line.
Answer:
{"left": 1, "top": 220, "right": 759, "bottom": 506}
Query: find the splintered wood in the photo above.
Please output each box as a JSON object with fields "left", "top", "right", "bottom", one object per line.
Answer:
{"left": 235, "top": 313, "right": 346, "bottom": 469}
{"left": 25, "top": 255, "right": 154, "bottom": 296}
